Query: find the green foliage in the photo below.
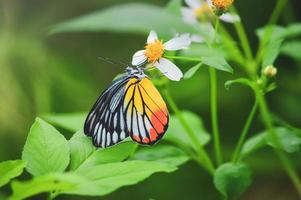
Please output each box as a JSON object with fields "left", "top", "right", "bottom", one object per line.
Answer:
{"left": 165, "top": 111, "right": 211, "bottom": 151}
{"left": 75, "top": 141, "right": 137, "bottom": 171}
{"left": 22, "top": 118, "right": 70, "bottom": 176}
{"left": 130, "top": 144, "right": 190, "bottom": 166}
{"left": 281, "top": 40, "right": 301, "bottom": 61}
{"left": 9, "top": 173, "right": 81, "bottom": 200}
{"left": 50, "top": 3, "right": 194, "bottom": 39}
{"left": 202, "top": 56, "right": 233, "bottom": 73}
{"left": 63, "top": 160, "right": 176, "bottom": 196}
{"left": 0, "top": 160, "right": 26, "bottom": 188}
{"left": 68, "top": 130, "right": 96, "bottom": 170}
{"left": 184, "top": 63, "right": 203, "bottom": 79}
{"left": 241, "top": 127, "right": 301, "bottom": 158}
{"left": 43, "top": 113, "right": 86, "bottom": 132}
{"left": 257, "top": 23, "right": 301, "bottom": 67}
{"left": 214, "top": 163, "right": 252, "bottom": 198}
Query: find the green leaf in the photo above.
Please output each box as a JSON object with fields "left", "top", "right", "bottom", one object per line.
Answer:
{"left": 64, "top": 160, "right": 176, "bottom": 196}
{"left": 76, "top": 141, "right": 138, "bottom": 171}
{"left": 225, "top": 78, "right": 254, "bottom": 91}
{"left": 286, "top": 23, "right": 301, "bottom": 38}
{"left": 241, "top": 127, "right": 301, "bottom": 158}
{"left": 240, "top": 133, "right": 266, "bottom": 158}
{"left": 281, "top": 40, "right": 301, "bottom": 61}
{"left": 266, "top": 127, "right": 301, "bottom": 153}
{"left": 214, "top": 163, "right": 252, "bottom": 198}
{"left": 49, "top": 3, "right": 194, "bottom": 38}
{"left": 184, "top": 63, "right": 202, "bottom": 79}
{"left": 202, "top": 56, "right": 233, "bottom": 73}
{"left": 22, "top": 118, "right": 70, "bottom": 176}
{"left": 262, "top": 38, "right": 283, "bottom": 67}
{"left": 0, "top": 160, "right": 26, "bottom": 188}
{"left": 43, "top": 112, "right": 86, "bottom": 132}
{"left": 165, "top": 111, "right": 210, "bottom": 151}
{"left": 130, "top": 144, "right": 190, "bottom": 166}
{"left": 9, "top": 173, "right": 82, "bottom": 200}
{"left": 69, "top": 130, "right": 96, "bottom": 170}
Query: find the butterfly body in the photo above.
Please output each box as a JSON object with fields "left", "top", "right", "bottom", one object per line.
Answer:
{"left": 84, "top": 67, "right": 169, "bottom": 148}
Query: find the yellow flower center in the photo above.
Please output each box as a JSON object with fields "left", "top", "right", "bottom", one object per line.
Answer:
{"left": 144, "top": 40, "right": 165, "bottom": 63}
{"left": 212, "top": 0, "right": 234, "bottom": 11}
{"left": 194, "top": 4, "right": 213, "bottom": 17}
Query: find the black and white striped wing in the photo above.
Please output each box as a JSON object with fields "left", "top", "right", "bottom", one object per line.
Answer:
{"left": 84, "top": 76, "right": 130, "bottom": 148}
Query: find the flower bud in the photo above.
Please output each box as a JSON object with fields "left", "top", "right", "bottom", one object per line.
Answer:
{"left": 263, "top": 65, "right": 277, "bottom": 78}
{"left": 212, "top": 0, "right": 234, "bottom": 15}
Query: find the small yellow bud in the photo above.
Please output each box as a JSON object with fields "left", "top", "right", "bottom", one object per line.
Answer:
{"left": 263, "top": 65, "right": 277, "bottom": 77}
{"left": 212, "top": 0, "right": 234, "bottom": 15}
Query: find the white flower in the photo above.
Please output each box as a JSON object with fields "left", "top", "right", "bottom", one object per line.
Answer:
{"left": 131, "top": 30, "right": 191, "bottom": 81}
{"left": 181, "top": 0, "right": 240, "bottom": 24}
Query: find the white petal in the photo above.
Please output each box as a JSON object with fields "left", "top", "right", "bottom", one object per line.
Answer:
{"left": 154, "top": 58, "right": 183, "bottom": 81}
{"left": 147, "top": 30, "right": 158, "bottom": 43}
{"left": 164, "top": 33, "right": 191, "bottom": 51}
{"left": 219, "top": 13, "right": 240, "bottom": 23}
{"left": 132, "top": 50, "right": 147, "bottom": 66}
{"left": 206, "top": 0, "right": 213, "bottom": 7}
{"left": 191, "top": 34, "right": 205, "bottom": 43}
{"left": 184, "top": 0, "right": 202, "bottom": 9}
{"left": 181, "top": 7, "right": 198, "bottom": 24}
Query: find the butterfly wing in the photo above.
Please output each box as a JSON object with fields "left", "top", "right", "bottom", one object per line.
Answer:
{"left": 123, "top": 77, "right": 169, "bottom": 145}
{"left": 84, "top": 76, "right": 130, "bottom": 147}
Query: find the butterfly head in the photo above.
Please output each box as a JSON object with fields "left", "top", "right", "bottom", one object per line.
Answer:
{"left": 125, "top": 66, "right": 147, "bottom": 80}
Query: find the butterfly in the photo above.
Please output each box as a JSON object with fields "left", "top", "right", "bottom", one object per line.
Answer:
{"left": 84, "top": 66, "right": 169, "bottom": 148}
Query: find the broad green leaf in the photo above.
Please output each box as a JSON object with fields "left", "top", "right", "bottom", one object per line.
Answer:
{"left": 64, "top": 160, "right": 176, "bottom": 196}
{"left": 202, "top": 56, "right": 233, "bottom": 73}
{"left": 130, "top": 145, "right": 190, "bottom": 166}
{"left": 262, "top": 38, "right": 283, "bottom": 67}
{"left": 69, "top": 130, "right": 96, "bottom": 170}
{"left": 49, "top": 3, "right": 194, "bottom": 38}
{"left": 22, "top": 118, "right": 70, "bottom": 176}
{"left": 165, "top": 111, "right": 210, "bottom": 151}
{"left": 257, "top": 24, "right": 301, "bottom": 67}
{"left": 0, "top": 160, "right": 26, "bottom": 188}
{"left": 43, "top": 112, "right": 86, "bottom": 132}
{"left": 240, "top": 134, "right": 266, "bottom": 158}
{"left": 225, "top": 78, "right": 254, "bottom": 91}
{"left": 184, "top": 63, "right": 202, "bottom": 79}
{"left": 266, "top": 127, "right": 301, "bottom": 153}
{"left": 9, "top": 173, "right": 83, "bottom": 200}
{"left": 214, "top": 163, "right": 252, "bottom": 198}
{"left": 76, "top": 142, "right": 137, "bottom": 171}
{"left": 241, "top": 127, "right": 301, "bottom": 158}
{"left": 281, "top": 40, "right": 301, "bottom": 61}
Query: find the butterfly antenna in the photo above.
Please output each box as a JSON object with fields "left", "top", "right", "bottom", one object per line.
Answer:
{"left": 98, "top": 56, "right": 131, "bottom": 68}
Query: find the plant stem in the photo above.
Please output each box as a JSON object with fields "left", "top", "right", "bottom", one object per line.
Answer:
{"left": 209, "top": 67, "right": 222, "bottom": 165}
{"left": 254, "top": 91, "right": 301, "bottom": 197}
{"left": 208, "top": 18, "right": 223, "bottom": 166}
{"left": 231, "top": 100, "right": 258, "bottom": 163}
{"left": 163, "top": 89, "right": 215, "bottom": 174}
{"left": 231, "top": 7, "right": 253, "bottom": 62}
{"left": 164, "top": 55, "right": 202, "bottom": 62}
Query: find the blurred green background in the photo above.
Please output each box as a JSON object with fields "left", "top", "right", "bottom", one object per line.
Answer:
{"left": 1, "top": 0, "right": 301, "bottom": 199}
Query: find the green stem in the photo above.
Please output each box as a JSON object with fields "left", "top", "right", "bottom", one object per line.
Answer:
{"left": 209, "top": 67, "right": 222, "bottom": 165}
{"left": 256, "top": 90, "right": 301, "bottom": 198}
{"left": 231, "top": 7, "right": 253, "bottom": 62}
{"left": 208, "top": 18, "right": 223, "bottom": 166}
{"left": 163, "top": 89, "right": 215, "bottom": 174}
{"left": 164, "top": 55, "right": 202, "bottom": 62}
{"left": 232, "top": 100, "right": 258, "bottom": 163}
